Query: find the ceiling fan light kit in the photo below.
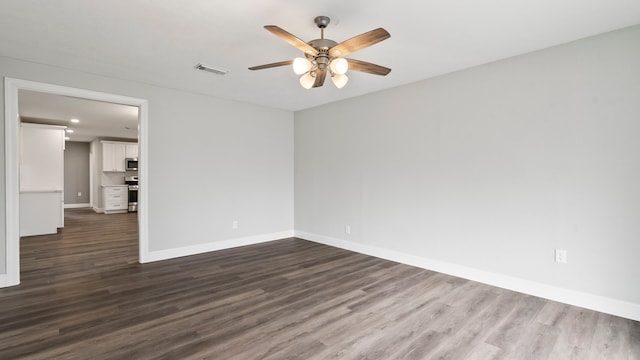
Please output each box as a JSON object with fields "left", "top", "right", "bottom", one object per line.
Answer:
{"left": 299, "top": 72, "right": 316, "bottom": 89}
{"left": 329, "top": 57, "right": 348, "bottom": 75}
{"left": 293, "top": 57, "right": 313, "bottom": 75}
{"left": 331, "top": 73, "right": 349, "bottom": 89}
{"left": 249, "top": 15, "right": 391, "bottom": 89}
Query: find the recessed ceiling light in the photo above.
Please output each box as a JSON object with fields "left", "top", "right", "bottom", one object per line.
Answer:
{"left": 65, "top": 136, "right": 70, "bottom": 140}
{"left": 66, "top": 129, "right": 74, "bottom": 133}
{"left": 70, "top": 118, "right": 80, "bottom": 123}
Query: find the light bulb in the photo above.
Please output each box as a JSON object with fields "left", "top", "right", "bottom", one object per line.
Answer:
{"left": 293, "top": 58, "right": 313, "bottom": 75}
{"left": 299, "top": 72, "right": 315, "bottom": 89}
{"left": 331, "top": 73, "right": 348, "bottom": 89}
{"left": 329, "top": 58, "right": 348, "bottom": 75}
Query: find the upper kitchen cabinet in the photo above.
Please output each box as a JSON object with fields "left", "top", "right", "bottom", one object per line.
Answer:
{"left": 101, "top": 140, "right": 138, "bottom": 172}
{"left": 125, "top": 143, "right": 138, "bottom": 158}
{"left": 102, "top": 141, "right": 126, "bottom": 172}
{"left": 21, "top": 123, "right": 66, "bottom": 190}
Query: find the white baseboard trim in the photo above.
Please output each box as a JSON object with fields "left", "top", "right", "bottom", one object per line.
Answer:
{"left": 92, "top": 207, "right": 104, "bottom": 214}
{"left": 142, "top": 230, "right": 295, "bottom": 263}
{"left": 64, "top": 203, "right": 90, "bottom": 209}
{"left": 295, "top": 231, "right": 640, "bottom": 322}
{"left": 0, "top": 273, "right": 18, "bottom": 288}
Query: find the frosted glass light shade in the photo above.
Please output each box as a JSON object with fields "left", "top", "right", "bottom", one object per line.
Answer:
{"left": 293, "top": 58, "right": 313, "bottom": 75}
{"left": 329, "top": 58, "right": 348, "bottom": 75}
{"left": 299, "top": 72, "right": 315, "bottom": 89}
{"left": 331, "top": 73, "right": 348, "bottom": 89}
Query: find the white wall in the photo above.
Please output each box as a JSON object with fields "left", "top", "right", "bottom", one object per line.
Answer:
{"left": 295, "top": 26, "right": 640, "bottom": 313}
{"left": 1, "top": 55, "right": 294, "bottom": 274}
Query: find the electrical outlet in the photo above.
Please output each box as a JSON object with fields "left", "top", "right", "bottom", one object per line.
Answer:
{"left": 77, "top": 192, "right": 82, "bottom": 197}
{"left": 345, "top": 225, "right": 351, "bottom": 235}
{"left": 232, "top": 220, "right": 239, "bottom": 229}
{"left": 555, "top": 249, "right": 567, "bottom": 264}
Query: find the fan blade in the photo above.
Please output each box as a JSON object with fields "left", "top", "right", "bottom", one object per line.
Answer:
{"left": 329, "top": 28, "right": 390, "bottom": 58}
{"left": 346, "top": 59, "right": 391, "bottom": 76}
{"left": 264, "top": 25, "right": 318, "bottom": 56}
{"left": 248, "top": 60, "right": 293, "bottom": 71}
{"left": 313, "top": 68, "right": 327, "bottom": 88}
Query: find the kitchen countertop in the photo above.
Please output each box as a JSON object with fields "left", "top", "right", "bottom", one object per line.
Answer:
{"left": 20, "top": 188, "right": 63, "bottom": 193}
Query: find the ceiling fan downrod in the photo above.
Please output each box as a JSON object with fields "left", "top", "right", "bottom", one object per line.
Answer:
{"left": 314, "top": 15, "right": 330, "bottom": 40}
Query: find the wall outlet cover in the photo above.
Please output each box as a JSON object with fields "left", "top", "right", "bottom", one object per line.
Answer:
{"left": 555, "top": 249, "right": 567, "bottom": 264}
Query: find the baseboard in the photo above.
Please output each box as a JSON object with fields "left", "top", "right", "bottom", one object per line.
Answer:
{"left": 0, "top": 273, "right": 19, "bottom": 288}
{"left": 142, "top": 230, "right": 295, "bottom": 263}
{"left": 64, "top": 203, "right": 90, "bottom": 209}
{"left": 295, "top": 231, "right": 640, "bottom": 322}
{"left": 92, "top": 207, "right": 104, "bottom": 214}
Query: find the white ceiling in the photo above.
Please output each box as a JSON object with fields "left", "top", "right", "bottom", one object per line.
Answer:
{"left": 19, "top": 90, "right": 139, "bottom": 142}
{"left": 2, "top": 0, "right": 640, "bottom": 112}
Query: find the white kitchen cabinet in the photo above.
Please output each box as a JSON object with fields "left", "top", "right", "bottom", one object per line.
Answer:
{"left": 102, "top": 141, "right": 126, "bottom": 172}
{"left": 125, "top": 143, "right": 139, "bottom": 158}
{"left": 20, "top": 123, "right": 66, "bottom": 236}
{"left": 102, "top": 141, "right": 138, "bottom": 172}
{"left": 20, "top": 191, "right": 63, "bottom": 236}
{"left": 103, "top": 186, "right": 128, "bottom": 214}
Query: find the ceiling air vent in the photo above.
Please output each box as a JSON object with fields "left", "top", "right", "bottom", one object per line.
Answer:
{"left": 194, "top": 63, "right": 229, "bottom": 75}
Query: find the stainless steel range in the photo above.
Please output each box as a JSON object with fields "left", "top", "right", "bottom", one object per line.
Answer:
{"left": 124, "top": 175, "right": 138, "bottom": 212}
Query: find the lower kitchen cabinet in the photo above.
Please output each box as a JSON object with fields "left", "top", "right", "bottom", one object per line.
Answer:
{"left": 19, "top": 191, "right": 63, "bottom": 236}
{"left": 103, "top": 185, "right": 128, "bottom": 214}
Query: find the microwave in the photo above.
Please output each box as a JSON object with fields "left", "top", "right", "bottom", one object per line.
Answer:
{"left": 125, "top": 158, "right": 138, "bottom": 171}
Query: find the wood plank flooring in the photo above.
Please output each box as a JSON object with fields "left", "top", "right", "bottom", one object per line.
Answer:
{"left": 1, "top": 208, "right": 638, "bottom": 359}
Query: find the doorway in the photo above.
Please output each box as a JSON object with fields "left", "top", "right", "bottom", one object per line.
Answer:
{"left": 3, "top": 77, "right": 150, "bottom": 287}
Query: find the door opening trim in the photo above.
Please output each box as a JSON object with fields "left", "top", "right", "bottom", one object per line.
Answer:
{"left": 3, "top": 77, "right": 150, "bottom": 287}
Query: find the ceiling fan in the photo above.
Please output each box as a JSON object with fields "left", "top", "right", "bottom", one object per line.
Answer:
{"left": 249, "top": 16, "right": 391, "bottom": 89}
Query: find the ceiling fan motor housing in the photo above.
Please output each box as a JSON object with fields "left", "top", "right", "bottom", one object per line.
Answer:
{"left": 307, "top": 39, "right": 338, "bottom": 50}
{"left": 306, "top": 39, "right": 337, "bottom": 70}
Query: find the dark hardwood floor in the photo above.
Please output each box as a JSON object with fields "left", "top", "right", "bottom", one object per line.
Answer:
{"left": 1, "top": 208, "right": 638, "bottom": 359}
